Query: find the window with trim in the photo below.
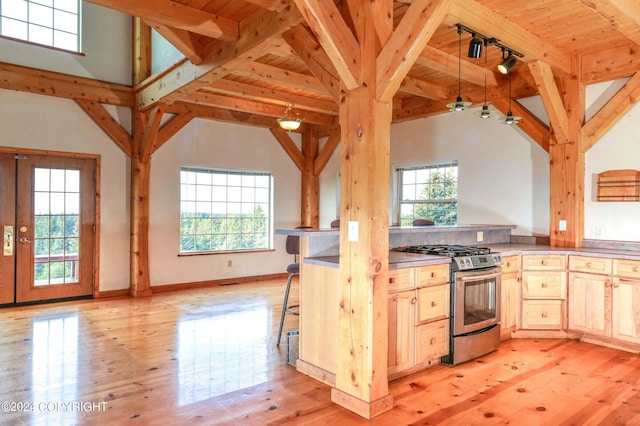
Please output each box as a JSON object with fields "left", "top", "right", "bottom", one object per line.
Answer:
{"left": 397, "top": 162, "right": 458, "bottom": 226}
{"left": 179, "top": 167, "right": 273, "bottom": 254}
{"left": 0, "top": 0, "right": 80, "bottom": 52}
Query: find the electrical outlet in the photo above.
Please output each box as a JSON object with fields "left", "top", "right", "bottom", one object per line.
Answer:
{"left": 476, "top": 231, "right": 483, "bottom": 242}
{"left": 559, "top": 220, "right": 567, "bottom": 231}
{"left": 595, "top": 227, "right": 603, "bottom": 237}
{"left": 227, "top": 260, "right": 232, "bottom": 267}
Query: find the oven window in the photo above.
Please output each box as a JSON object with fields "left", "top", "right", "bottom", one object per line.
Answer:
{"left": 464, "top": 278, "right": 497, "bottom": 326}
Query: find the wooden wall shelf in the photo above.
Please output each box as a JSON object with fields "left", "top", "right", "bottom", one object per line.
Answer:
{"left": 597, "top": 170, "right": 640, "bottom": 202}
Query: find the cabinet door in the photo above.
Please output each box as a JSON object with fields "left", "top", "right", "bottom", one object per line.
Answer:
{"left": 388, "top": 268, "right": 415, "bottom": 293}
{"left": 569, "top": 255, "right": 612, "bottom": 275}
{"left": 568, "top": 272, "right": 610, "bottom": 336}
{"left": 522, "top": 271, "right": 567, "bottom": 299}
{"left": 388, "top": 291, "right": 416, "bottom": 375}
{"left": 500, "top": 271, "right": 520, "bottom": 339}
{"left": 416, "top": 284, "right": 449, "bottom": 325}
{"left": 611, "top": 278, "right": 640, "bottom": 344}
{"left": 416, "top": 319, "right": 449, "bottom": 363}
{"left": 522, "top": 300, "right": 565, "bottom": 329}
{"left": 417, "top": 263, "right": 449, "bottom": 288}
{"left": 522, "top": 254, "right": 567, "bottom": 270}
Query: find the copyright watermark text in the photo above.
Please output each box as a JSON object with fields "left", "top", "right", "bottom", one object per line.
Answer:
{"left": 1, "top": 401, "right": 108, "bottom": 413}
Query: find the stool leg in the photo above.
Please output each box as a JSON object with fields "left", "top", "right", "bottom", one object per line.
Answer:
{"left": 277, "top": 272, "right": 298, "bottom": 346}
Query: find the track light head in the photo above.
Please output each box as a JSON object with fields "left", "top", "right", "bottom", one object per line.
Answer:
{"left": 468, "top": 36, "right": 483, "bottom": 58}
{"left": 498, "top": 53, "right": 517, "bottom": 74}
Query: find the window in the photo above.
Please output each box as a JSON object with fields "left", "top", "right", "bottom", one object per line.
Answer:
{"left": 179, "top": 167, "right": 273, "bottom": 254}
{"left": 0, "top": 0, "right": 80, "bottom": 52}
{"left": 397, "top": 162, "right": 458, "bottom": 226}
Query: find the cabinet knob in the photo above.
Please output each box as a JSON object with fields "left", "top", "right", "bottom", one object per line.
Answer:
{"left": 612, "top": 281, "right": 619, "bottom": 289}
{"left": 586, "top": 262, "right": 592, "bottom": 268}
{"left": 633, "top": 267, "right": 640, "bottom": 273}
{"left": 541, "top": 283, "right": 548, "bottom": 288}
{"left": 605, "top": 280, "right": 611, "bottom": 288}
{"left": 431, "top": 272, "right": 436, "bottom": 278}
{"left": 541, "top": 312, "right": 548, "bottom": 318}
{"left": 541, "top": 260, "right": 546, "bottom": 265}
{"left": 431, "top": 301, "right": 437, "bottom": 307}
{"left": 389, "top": 277, "right": 396, "bottom": 284}
{"left": 430, "top": 338, "right": 437, "bottom": 345}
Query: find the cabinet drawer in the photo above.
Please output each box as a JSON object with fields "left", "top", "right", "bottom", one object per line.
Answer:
{"left": 522, "top": 254, "right": 566, "bottom": 271}
{"left": 388, "top": 268, "right": 415, "bottom": 293}
{"left": 522, "top": 300, "right": 565, "bottom": 329}
{"left": 416, "top": 319, "right": 449, "bottom": 362}
{"left": 501, "top": 255, "right": 521, "bottom": 274}
{"left": 417, "top": 284, "right": 449, "bottom": 324}
{"left": 522, "top": 271, "right": 567, "bottom": 299}
{"left": 614, "top": 259, "right": 640, "bottom": 280}
{"left": 569, "top": 255, "right": 612, "bottom": 275}
{"left": 417, "top": 263, "right": 450, "bottom": 288}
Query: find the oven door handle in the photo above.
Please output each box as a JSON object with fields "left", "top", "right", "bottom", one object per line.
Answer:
{"left": 458, "top": 272, "right": 500, "bottom": 282}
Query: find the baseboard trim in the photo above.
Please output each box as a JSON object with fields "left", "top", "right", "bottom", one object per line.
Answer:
{"left": 151, "top": 273, "right": 290, "bottom": 293}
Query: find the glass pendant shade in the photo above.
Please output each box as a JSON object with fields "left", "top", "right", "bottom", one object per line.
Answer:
{"left": 478, "top": 105, "right": 493, "bottom": 119}
{"left": 448, "top": 25, "right": 471, "bottom": 112}
{"left": 447, "top": 96, "right": 472, "bottom": 111}
{"left": 500, "top": 111, "right": 522, "bottom": 124}
{"left": 277, "top": 104, "right": 302, "bottom": 131}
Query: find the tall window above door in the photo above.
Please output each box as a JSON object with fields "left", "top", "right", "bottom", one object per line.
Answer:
{"left": 179, "top": 167, "right": 273, "bottom": 254}
{"left": 396, "top": 162, "right": 458, "bottom": 226}
{"left": 0, "top": 0, "right": 81, "bottom": 52}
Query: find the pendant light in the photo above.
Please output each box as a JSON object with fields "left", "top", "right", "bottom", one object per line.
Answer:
{"left": 446, "top": 25, "right": 472, "bottom": 112}
{"left": 277, "top": 104, "right": 302, "bottom": 131}
{"left": 500, "top": 71, "right": 521, "bottom": 125}
{"left": 477, "top": 39, "right": 493, "bottom": 119}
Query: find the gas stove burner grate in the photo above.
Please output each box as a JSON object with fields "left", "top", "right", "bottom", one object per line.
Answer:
{"left": 395, "top": 244, "right": 491, "bottom": 257}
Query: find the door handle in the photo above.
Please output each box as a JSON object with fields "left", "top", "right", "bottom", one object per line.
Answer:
{"left": 19, "top": 237, "right": 32, "bottom": 244}
{"left": 4, "top": 226, "right": 13, "bottom": 256}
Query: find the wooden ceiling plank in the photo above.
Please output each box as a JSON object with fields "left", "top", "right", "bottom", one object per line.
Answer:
{"left": 184, "top": 91, "right": 338, "bottom": 126}
{"left": 528, "top": 60, "right": 569, "bottom": 142}
{"left": 75, "top": 99, "right": 134, "bottom": 157}
{"left": 582, "top": 42, "right": 640, "bottom": 84}
{"left": 136, "top": 6, "right": 304, "bottom": 109}
{"left": 293, "top": 0, "right": 361, "bottom": 89}
{"left": 491, "top": 97, "right": 550, "bottom": 152}
{"left": 400, "top": 75, "right": 449, "bottom": 100}
{"left": 242, "top": 0, "right": 289, "bottom": 12}
{"left": 579, "top": 0, "right": 640, "bottom": 45}
{"left": 416, "top": 45, "right": 498, "bottom": 87}
{"left": 236, "top": 62, "right": 329, "bottom": 95}
{"left": 314, "top": 128, "right": 341, "bottom": 176}
{"left": 204, "top": 79, "right": 338, "bottom": 114}
{"left": 581, "top": 71, "right": 640, "bottom": 152}
{"left": 0, "top": 62, "right": 133, "bottom": 106}
{"left": 447, "top": 0, "right": 572, "bottom": 75}
{"left": 147, "top": 21, "right": 205, "bottom": 64}
{"left": 270, "top": 127, "right": 305, "bottom": 171}
{"left": 376, "top": 0, "right": 450, "bottom": 102}
{"left": 84, "top": 0, "right": 238, "bottom": 41}
{"left": 282, "top": 24, "right": 342, "bottom": 102}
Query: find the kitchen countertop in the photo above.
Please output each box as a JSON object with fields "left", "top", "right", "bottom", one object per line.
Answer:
{"left": 304, "top": 250, "right": 451, "bottom": 269}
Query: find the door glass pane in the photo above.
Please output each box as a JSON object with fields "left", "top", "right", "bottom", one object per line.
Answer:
{"left": 33, "top": 167, "right": 80, "bottom": 286}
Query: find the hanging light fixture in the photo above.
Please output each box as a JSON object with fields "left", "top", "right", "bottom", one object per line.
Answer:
{"left": 467, "top": 33, "right": 483, "bottom": 59}
{"left": 498, "top": 51, "right": 517, "bottom": 74}
{"left": 277, "top": 104, "right": 302, "bottom": 131}
{"left": 477, "top": 39, "right": 493, "bottom": 119}
{"left": 447, "top": 25, "right": 472, "bottom": 112}
{"left": 500, "top": 71, "right": 521, "bottom": 125}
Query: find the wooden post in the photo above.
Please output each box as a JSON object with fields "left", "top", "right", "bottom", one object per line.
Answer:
{"left": 301, "top": 128, "right": 319, "bottom": 227}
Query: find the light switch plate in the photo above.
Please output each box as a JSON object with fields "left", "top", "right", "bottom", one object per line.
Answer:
{"left": 559, "top": 220, "right": 567, "bottom": 231}
{"left": 348, "top": 221, "right": 359, "bottom": 242}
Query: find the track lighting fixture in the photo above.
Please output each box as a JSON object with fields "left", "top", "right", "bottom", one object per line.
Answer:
{"left": 468, "top": 34, "right": 483, "bottom": 59}
{"left": 498, "top": 51, "right": 517, "bottom": 74}
{"left": 447, "top": 25, "right": 472, "bottom": 112}
{"left": 477, "top": 39, "right": 493, "bottom": 120}
{"left": 500, "top": 71, "right": 521, "bottom": 125}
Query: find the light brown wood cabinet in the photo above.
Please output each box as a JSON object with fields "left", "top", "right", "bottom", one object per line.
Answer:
{"left": 500, "top": 255, "right": 520, "bottom": 340}
{"left": 521, "top": 254, "right": 567, "bottom": 330}
{"left": 568, "top": 256, "right": 612, "bottom": 337}
{"left": 611, "top": 259, "right": 640, "bottom": 344}
{"left": 387, "top": 289, "right": 416, "bottom": 375}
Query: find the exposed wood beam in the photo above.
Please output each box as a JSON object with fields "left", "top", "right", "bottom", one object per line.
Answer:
{"left": 491, "top": 97, "right": 551, "bottom": 152}
{"left": 140, "top": 104, "right": 166, "bottom": 161}
{"left": 447, "top": 0, "right": 572, "bottom": 75}
{"left": 270, "top": 127, "right": 305, "bottom": 171}
{"left": 147, "top": 21, "right": 205, "bottom": 65}
{"left": 400, "top": 76, "right": 450, "bottom": 100}
{"left": 204, "top": 80, "right": 338, "bottom": 114}
{"left": 184, "top": 92, "right": 338, "bottom": 126}
{"left": 84, "top": 0, "right": 238, "bottom": 41}
{"left": 582, "top": 43, "right": 640, "bottom": 84}
{"left": 377, "top": 0, "right": 449, "bottom": 101}
{"left": 416, "top": 45, "right": 498, "bottom": 87}
{"left": 154, "top": 113, "right": 195, "bottom": 153}
{"left": 282, "top": 24, "right": 342, "bottom": 102}
{"left": 75, "top": 99, "right": 134, "bottom": 157}
{"left": 166, "top": 101, "right": 299, "bottom": 129}
{"left": 133, "top": 18, "right": 151, "bottom": 87}
{"left": 236, "top": 61, "right": 329, "bottom": 96}
{"left": 579, "top": 0, "right": 640, "bottom": 46}
{"left": 293, "top": 0, "right": 361, "bottom": 89}
{"left": 0, "top": 62, "right": 133, "bottom": 106}
{"left": 528, "top": 60, "right": 569, "bottom": 142}
{"left": 314, "top": 128, "right": 341, "bottom": 176}
{"left": 582, "top": 72, "right": 640, "bottom": 152}
{"left": 243, "top": 0, "right": 290, "bottom": 12}
{"left": 136, "top": 6, "right": 304, "bottom": 109}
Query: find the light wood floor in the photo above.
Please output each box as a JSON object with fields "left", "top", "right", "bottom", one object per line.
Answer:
{"left": 1, "top": 278, "right": 639, "bottom": 425}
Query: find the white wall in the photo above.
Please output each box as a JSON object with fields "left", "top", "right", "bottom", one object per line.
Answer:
{"left": 0, "top": 89, "right": 131, "bottom": 291}
{"left": 148, "top": 119, "right": 302, "bottom": 287}
{"left": 0, "top": 4, "right": 132, "bottom": 85}
{"left": 318, "top": 106, "right": 551, "bottom": 236}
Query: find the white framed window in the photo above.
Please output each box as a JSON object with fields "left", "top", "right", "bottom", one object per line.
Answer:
{"left": 0, "top": 0, "right": 81, "bottom": 52}
{"left": 179, "top": 167, "right": 273, "bottom": 254}
{"left": 396, "top": 162, "right": 458, "bottom": 226}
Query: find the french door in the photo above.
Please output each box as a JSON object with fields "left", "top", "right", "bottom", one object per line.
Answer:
{"left": 0, "top": 153, "right": 95, "bottom": 304}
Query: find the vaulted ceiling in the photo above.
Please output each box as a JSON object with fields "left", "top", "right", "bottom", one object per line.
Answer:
{"left": 3, "top": 0, "right": 640, "bottom": 145}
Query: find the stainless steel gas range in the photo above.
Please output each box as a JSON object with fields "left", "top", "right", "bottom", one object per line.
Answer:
{"left": 394, "top": 244, "right": 503, "bottom": 365}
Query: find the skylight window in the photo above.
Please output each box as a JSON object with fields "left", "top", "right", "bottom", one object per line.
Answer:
{"left": 0, "top": 0, "right": 80, "bottom": 52}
